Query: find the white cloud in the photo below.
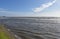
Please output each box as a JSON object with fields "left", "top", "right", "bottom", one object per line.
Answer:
{"left": 40, "top": 11, "right": 60, "bottom": 17}
{"left": 31, "top": 10, "right": 60, "bottom": 17}
{"left": 33, "top": 0, "right": 56, "bottom": 13}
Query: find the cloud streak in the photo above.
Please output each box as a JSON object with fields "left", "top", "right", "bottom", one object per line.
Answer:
{"left": 33, "top": 0, "right": 56, "bottom": 13}
{"left": 0, "top": 8, "right": 8, "bottom": 11}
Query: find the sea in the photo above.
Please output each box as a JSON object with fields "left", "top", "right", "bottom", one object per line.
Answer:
{"left": 0, "top": 17, "right": 60, "bottom": 39}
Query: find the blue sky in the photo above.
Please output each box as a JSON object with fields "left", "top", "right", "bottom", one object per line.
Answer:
{"left": 0, "top": 0, "right": 60, "bottom": 17}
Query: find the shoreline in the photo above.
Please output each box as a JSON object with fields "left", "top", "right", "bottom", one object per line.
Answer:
{"left": 7, "top": 29, "right": 22, "bottom": 39}
{"left": 0, "top": 24, "right": 16, "bottom": 39}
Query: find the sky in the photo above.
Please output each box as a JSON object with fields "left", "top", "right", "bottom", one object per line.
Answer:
{"left": 0, "top": 0, "right": 60, "bottom": 17}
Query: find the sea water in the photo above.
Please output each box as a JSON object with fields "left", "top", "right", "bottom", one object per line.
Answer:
{"left": 0, "top": 17, "right": 60, "bottom": 39}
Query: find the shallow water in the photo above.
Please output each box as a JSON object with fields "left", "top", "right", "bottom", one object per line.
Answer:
{"left": 0, "top": 17, "right": 60, "bottom": 39}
